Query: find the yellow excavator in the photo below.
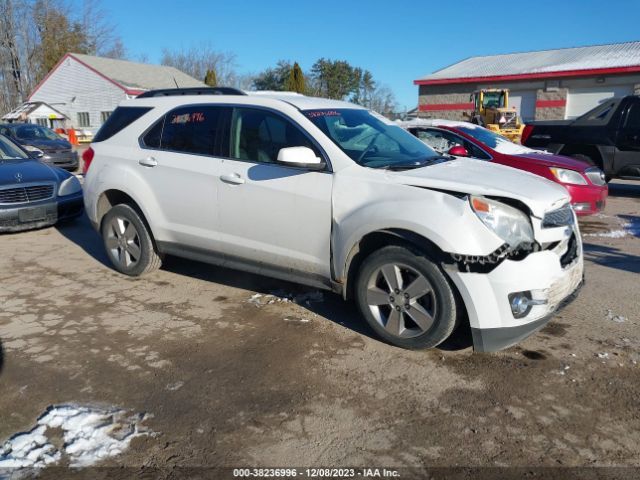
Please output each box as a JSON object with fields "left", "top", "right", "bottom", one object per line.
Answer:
{"left": 464, "top": 89, "right": 524, "bottom": 143}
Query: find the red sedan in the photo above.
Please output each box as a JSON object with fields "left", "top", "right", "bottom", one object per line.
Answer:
{"left": 402, "top": 120, "right": 608, "bottom": 216}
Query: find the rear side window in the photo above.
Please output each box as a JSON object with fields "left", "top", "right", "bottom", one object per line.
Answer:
{"left": 142, "top": 119, "right": 163, "bottom": 149}
{"left": 152, "top": 106, "right": 223, "bottom": 155}
{"left": 624, "top": 103, "right": 640, "bottom": 130}
{"left": 574, "top": 99, "right": 620, "bottom": 125}
{"left": 93, "top": 107, "right": 152, "bottom": 142}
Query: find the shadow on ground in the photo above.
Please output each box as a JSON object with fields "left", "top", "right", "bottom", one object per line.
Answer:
{"left": 583, "top": 242, "right": 640, "bottom": 274}
{"left": 57, "top": 214, "right": 472, "bottom": 351}
{"left": 608, "top": 181, "right": 640, "bottom": 199}
{"left": 55, "top": 214, "right": 110, "bottom": 267}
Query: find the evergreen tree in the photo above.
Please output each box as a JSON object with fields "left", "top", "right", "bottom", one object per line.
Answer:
{"left": 285, "top": 62, "right": 305, "bottom": 93}
{"left": 252, "top": 60, "right": 291, "bottom": 91}
{"left": 204, "top": 68, "right": 217, "bottom": 87}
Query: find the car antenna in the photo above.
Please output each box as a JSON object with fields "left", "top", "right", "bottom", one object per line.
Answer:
{"left": 173, "top": 77, "right": 179, "bottom": 88}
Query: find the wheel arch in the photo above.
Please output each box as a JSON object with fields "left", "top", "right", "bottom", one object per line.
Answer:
{"left": 558, "top": 144, "right": 606, "bottom": 169}
{"left": 341, "top": 229, "right": 471, "bottom": 343}
{"left": 96, "top": 189, "right": 158, "bottom": 247}
{"left": 340, "top": 228, "right": 449, "bottom": 301}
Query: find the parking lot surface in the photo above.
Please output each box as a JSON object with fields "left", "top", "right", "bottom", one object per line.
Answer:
{"left": 0, "top": 182, "right": 639, "bottom": 475}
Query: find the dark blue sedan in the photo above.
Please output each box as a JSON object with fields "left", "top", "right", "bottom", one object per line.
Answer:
{"left": 0, "top": 134, "right": 83, "bottom": 233}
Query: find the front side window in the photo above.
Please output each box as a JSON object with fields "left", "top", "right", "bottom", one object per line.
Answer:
{"left": 414, "top": 128, "right": 490, "bottom": 160}
{"left": 0, "top": 135, "right": 28, "bottom": 160}
{"left": 159, "top": 106, "right": 223, "bottom": 155}
{"left": 304, "top": 109, "right": 440, "bottom": 169}
{"left": 624, "top": 103, "right": 640, "bottom": 130}
{"left": 229, "top": 108, "right": 318, "bottom": 164}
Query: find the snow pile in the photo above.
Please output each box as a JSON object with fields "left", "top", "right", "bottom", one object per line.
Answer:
{"left": 396, "top": 118, "right": 475, "bottom": 129}
{"left": 606, "top": 309, "right": 627, "bottom": 323}
{"left": 492, "top": 138, "right": 550, "bottom": 156}
{"left": 584, "top": 219, "right": 640, "bottom": 239}
{"left": 0, "top": 404, "right": 150, "bottom": 470}
{"left": 248, "top": 290, "right": 324, "bottom": 308}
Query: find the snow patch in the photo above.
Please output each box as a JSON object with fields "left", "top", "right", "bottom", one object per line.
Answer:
{"left": 584, "top": 222, "right": 639, "bottom": 239}
{"left": 247, "top": 290, "right": 324, "bottom": 308}
{"left": 492, "top": 138, "right": 550, "bottom": 156}
{"left": 0, "top": 404, "right": 151, "bottom": 470}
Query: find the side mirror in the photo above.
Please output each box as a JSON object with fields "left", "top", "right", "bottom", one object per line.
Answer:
{"left": 448, "top": 145, "right": 469, "bottom": 157}
{"left": 276, "top": 146, "right": 325, "bottom": 170}
{"left": 29, "top": 150, "right": 44, "bottom": 159}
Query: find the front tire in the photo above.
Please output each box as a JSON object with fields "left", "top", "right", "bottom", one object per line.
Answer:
{"left": 101, "top": 204, "right": 162, "bottom": 276}
{"left": 355, "top": 245, "right": 458, "bottom": 349}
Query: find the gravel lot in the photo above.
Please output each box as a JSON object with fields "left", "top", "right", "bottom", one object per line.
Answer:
{"left": 0, "top": 181, "right": 638, "bottom": 478}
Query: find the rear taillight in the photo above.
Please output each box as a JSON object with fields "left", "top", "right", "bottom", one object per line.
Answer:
{"left": 521, "top": 124, "right": 534, "bottom": 145}
{"left": 82, "top": 147, "right": 94, "bottom": 175}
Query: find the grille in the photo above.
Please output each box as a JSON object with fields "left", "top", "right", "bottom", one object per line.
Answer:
{"left": 499, "top": 111, "right": 519, "bottom": 129}
{"left": 542, "top": 204, "right": 574, "bottom": 228}
{"left": 585, "top": 167, "right": 606, "bottom": 186}
{"left": 0, "top": 184, "right": 55, "bottom": 204}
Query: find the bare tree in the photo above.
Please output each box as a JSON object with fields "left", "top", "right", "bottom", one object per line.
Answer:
{"left": 160, "top": 44, "right": 237, "bottom": 87}
{"left": 80, "top": 0, "right": 124, "bottom": 57}
{"left": 0, "top": 0, "right": 35, "bottom": 110}
{"left": 367, "top": 85, "right": 398, "bottom": 117}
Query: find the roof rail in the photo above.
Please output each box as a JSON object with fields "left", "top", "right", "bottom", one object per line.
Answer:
{"left": 136, "top": 87, "right": 247, "bottom": 98}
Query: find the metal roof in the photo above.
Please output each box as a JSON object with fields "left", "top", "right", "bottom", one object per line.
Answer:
{"left": 71, "top": 53, "right": 206, "bottom": 91}
{"left": 415, "top": 41, "right": 640, "bottom": 84}
{"left": 1, "top": 102, "right": 68, "bottom": 121}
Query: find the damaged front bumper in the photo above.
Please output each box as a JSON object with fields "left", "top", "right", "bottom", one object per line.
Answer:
{"left": 445, "top": 226, "right": 583, "bottom": 352}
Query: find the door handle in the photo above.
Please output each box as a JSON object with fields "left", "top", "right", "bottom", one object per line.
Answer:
{"left": 139, "top": 157, "right": 157, "bottom": 167}
{"left": 220, "top": 173, "right": 245, "bottom": 185}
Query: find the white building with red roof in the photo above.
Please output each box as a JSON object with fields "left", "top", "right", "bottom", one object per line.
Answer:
{"left": 26, "top": 53, "right": 204, "bottom": 133}
{"left": 414, "top": 41, "right": 640, "bottom": 122}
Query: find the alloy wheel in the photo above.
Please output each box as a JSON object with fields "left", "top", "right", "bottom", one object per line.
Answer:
{"left": 105, "top": 216, "right": 142, "bottom": 269}
{"left": 365, "top": 263, "right": 437, "bottom": 338}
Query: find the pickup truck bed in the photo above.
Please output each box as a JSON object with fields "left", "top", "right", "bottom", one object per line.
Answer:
{"left": 522, "top": 95, "right": 640, "bottom": 181}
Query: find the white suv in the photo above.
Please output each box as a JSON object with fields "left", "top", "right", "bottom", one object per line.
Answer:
{"left": 83, "top": 88, "right": 583, "bottom": 352}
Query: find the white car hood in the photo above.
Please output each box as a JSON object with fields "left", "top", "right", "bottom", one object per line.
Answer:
{"left": 387, "top": 159, "right": 569, "bottom": 217}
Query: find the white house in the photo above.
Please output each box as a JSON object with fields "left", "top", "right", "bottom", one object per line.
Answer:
{"left": 25, "top": 53, "right": 205, "bottom": 133}
{"left": 1, "top": 101, "right": 68, "bottom": 129}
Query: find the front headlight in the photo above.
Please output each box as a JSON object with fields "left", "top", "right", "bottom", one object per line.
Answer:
{"left": 58, "top": 176, "right": 82, "bottom": 196}
{"left": 549, "top": 167, "right": 588, "bottom": 185}
{"left": 470, "top": 196, "right": 534, "bottom": 248}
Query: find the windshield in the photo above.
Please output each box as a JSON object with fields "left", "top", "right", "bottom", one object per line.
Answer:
{"left": 456, "top": 125, "right": 542, "bottom": 155}
{"left": 303, "top": 109, "right": 441, "bottom": 169}
{"left": 12, "top": 124, "right": 60, "bottom": 141}
{"left": 482, "top": 91, "right": 505, "bottom": 109}
{"left": 0, "top": 134, "right": 28, "bottom": 160}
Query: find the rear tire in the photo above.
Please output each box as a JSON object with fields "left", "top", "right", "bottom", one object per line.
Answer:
{"left": 101, "top": 204, "right": 161, "bottom": 277}
{"left": 355, "top": 245, "right": 458, "bottom": 349}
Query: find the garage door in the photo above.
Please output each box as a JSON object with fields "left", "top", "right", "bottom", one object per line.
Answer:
{"left": 509, "top": 90, "right": 537, "bottom": 122}
{"left": 565, "top": 85, "right": 633, "bottom": 119}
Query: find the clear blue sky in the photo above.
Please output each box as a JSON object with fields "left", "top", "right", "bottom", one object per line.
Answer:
{"left": 102, "top": 0, "right": 640, "bottom": 110}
